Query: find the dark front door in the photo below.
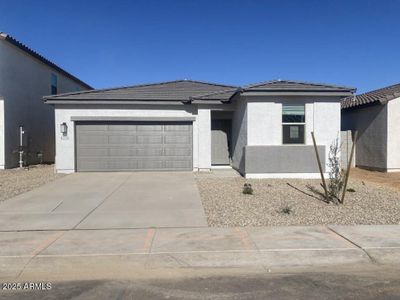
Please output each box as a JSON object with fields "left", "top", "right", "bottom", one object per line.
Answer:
{"left": 211, "top": 119, "right": 231, "bottom": 165}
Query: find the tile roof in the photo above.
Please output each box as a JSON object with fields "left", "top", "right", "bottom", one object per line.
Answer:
{"left": 44, "top": 79, "right": 355, "bottom": 104}
{"left": 192, "top": 79, "right": 355, "bottom": 101}
{"left": 44, "top": 80, "right": 237, "bottom": 102}
{"left": 0, "top": 32, "right": 92, "bottom": 89}
{"left": 243, "top": 79, "right": 356, "bottom": 92}
{"left": 342, "top": 83, "right": 400, "bottom": 109}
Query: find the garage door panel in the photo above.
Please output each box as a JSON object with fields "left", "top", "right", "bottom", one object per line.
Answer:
{"left": 107, "top": 125, "right": 136, "bottom": 131}
{"left": 137, "top": 160, "right": 164, "bottom": 169}
{"left": 164, "top": 124, "right": 191, "bottom": 131}
{"left": 137, "top": 135, "right": 163, "bottom": 144}
{"left": 77, "top": 125, "right": 108, "bottom": 131}
{"left": 76, "top": 121, "right": 192, "bottom": 171}
{"left": 78, "top": 147, "right": 108, "bottom": 157}
{"left": 108, "top": 148, "right": 136, "bottom": 157}
{"left": 108, "top": 160, "right": 138, "bottom": 170}
{"left": 164, "top": 147, "right": 191, "bottom": 156}
{"left": 108, "top": 135, "right": 136, "bottom": 144}
{"left": 165, "top": 161, "right": 192, "bottom": 169}
{"left": 135, "top": 148, "right": 164, "bottom": 156}
{"left": 164, "top": 135, "right": 191, "bottom": 144}
{"left": 136, "top": 125, "right": 163, "bottom": 131}
{"left": 77, "top": 159, "right": 109, "bottom": 171}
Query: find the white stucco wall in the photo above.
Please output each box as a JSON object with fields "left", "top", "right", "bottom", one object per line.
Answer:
{"left": 0, "top": 98, "right": 4, "bottom": 169}
{"left": 0, "top": 40, "right": 89, "bottom": 168}
{"left": 247, "top": 100, "right": 281, "bottom": 145}
{"left": 197, "top": 107, "right": 211, "bottom": 170}
{"left": 245, "top": 96, "right": 341, "bottom": 176}
{"left": 387, "top": 97, "right": 400, "bottom": 171}
{"left": 313, "top": 101, "right": 341, "bottom": 172}
{"left": 53, "top": 104, "right": 212, "bottom": 173}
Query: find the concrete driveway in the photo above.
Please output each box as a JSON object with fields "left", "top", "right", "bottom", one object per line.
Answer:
{"left": 0, "top": 172, "right": 207, "bottom": 230}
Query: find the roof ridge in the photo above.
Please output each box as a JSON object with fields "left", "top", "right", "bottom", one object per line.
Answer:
{"left": 182, "top": 79, "right": 237, "bottom": 88}
{"left": 243, "top": 79, "right": 355, "bottom": 90}
{"left": 0, "top": 31, "right": 92, "bottom": 89}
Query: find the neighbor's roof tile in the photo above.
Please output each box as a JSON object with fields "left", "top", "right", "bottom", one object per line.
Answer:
{"left": 342, "top": 83, "right": 400, "bottom": 109}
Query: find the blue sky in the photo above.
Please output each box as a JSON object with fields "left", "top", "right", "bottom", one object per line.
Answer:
{"left": 1, "top": 0, "right": 399, "bottom": 93}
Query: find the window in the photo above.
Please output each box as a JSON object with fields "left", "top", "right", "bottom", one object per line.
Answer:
{"left": 282, "top": 104, "right": 305, "bottom": 144}
{"left": 51, "top": 73, "right": 58, "bottom": 95}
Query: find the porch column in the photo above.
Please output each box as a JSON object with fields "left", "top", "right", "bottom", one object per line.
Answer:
{"left": 197, "top": 108, "right": 211, "bottom": 170}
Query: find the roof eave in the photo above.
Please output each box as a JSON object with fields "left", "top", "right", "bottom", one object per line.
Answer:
{"left": 44, "top": 99, "right": 228, "bottom": 105}
{"left": 241, "top": 91, "right": 355, "bottom": 97}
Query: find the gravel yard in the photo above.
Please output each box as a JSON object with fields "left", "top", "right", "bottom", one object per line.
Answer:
{"left": 196, "top": 177, "right": 400, "bottom": 226}
{"left": 0, "top": 165, "right": 64, "bottom": 202}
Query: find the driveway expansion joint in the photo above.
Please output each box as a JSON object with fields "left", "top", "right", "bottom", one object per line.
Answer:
{"left": 71, "top": 173, "right": 134, "bottom": 230}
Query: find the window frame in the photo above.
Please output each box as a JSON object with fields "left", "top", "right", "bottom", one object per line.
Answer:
{"left": 282, "top": 104, "right": 306, "bottom": 145}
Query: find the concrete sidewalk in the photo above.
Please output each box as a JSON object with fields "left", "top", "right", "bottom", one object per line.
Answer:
{"left": 1, "top": 225, "right": 399, "bottom": 280}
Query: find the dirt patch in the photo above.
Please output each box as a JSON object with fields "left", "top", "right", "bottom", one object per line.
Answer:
{"left": 0, "top": 165, "right": 65, "bottom": 202}
{"left": 350, "top": 168, "right": 400, "bottom": 192}
{"left": 196, "top": 177, "right": 400, "bottom": 226}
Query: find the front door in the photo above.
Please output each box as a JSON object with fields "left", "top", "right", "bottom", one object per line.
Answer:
{"left": 211, "top": 119, "right": 231, "bottom": 165}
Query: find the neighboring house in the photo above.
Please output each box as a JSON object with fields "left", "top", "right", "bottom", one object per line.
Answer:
{"left": 44, "top": 79, "right": 355, "bottom": 178}
{"left": 342, "top": 83, "right": 400, "bottom": 172}
{"left": 0, "top": 32, "right": 92, "bottom": 169}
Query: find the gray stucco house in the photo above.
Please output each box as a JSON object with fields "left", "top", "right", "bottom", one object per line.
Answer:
{"left": 44, "top": 79, "right": 355, "bottom": 178}
{"left": 0, "top": 32, "right": 91, "bottom": 169}
{"left": 342, "top": 83, "right": 400, "bottom": 172}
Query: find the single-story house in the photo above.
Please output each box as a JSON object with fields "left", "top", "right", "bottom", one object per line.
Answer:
{"left": 0, "top": 32, "right": 91, "bottom": 169}
{"left": 44, "top": 79, "right": 355, "bottom": 178}
{"left": 342, "top": 83, "right": 400, "bottom": 172}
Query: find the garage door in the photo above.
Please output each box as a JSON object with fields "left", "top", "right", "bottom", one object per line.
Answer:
{"left": 75, "top": 121, "right": 192, "bottom": 171}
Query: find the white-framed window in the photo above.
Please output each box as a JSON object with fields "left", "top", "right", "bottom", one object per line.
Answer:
{"left": 282, "top": 104, "right": 305, "bottom": 144}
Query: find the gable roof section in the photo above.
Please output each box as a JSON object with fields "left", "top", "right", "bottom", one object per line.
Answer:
{"left": 0, "top": 32, "right": 92, "bottom": 89}
{"left": 44, "top": 80, "right": 237, "bottom": 103}
{"left": 192, "top": 79, "right": 355, "bottom": 101}
{"left": 342, "top": 83, "right": 400, "bottom": 109}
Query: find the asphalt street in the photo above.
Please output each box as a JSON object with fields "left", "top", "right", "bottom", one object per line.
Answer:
{"left": 1, "top": 265, "right": 400, "bottom": 300}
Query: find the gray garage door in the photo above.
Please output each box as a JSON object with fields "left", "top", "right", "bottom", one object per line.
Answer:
{"left": 75, "top": 121, "right": 192, "bottom": 171}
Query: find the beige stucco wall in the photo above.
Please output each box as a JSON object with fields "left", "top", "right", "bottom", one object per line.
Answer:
{"left": 0, "top": 40, "right": 89, "bottom": 168}
{"left": 341, "top": 104, "right": 388, "bottom": 170}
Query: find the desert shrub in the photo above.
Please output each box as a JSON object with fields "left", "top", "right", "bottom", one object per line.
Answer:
{"left": 327, "top": 137, "right": 344, "bottom": 204}
{"left": 279, "top": 204, "right": 293, "bottom": 215}
{"left": 242, "top": 183, "right": 253, "bottom": 195}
